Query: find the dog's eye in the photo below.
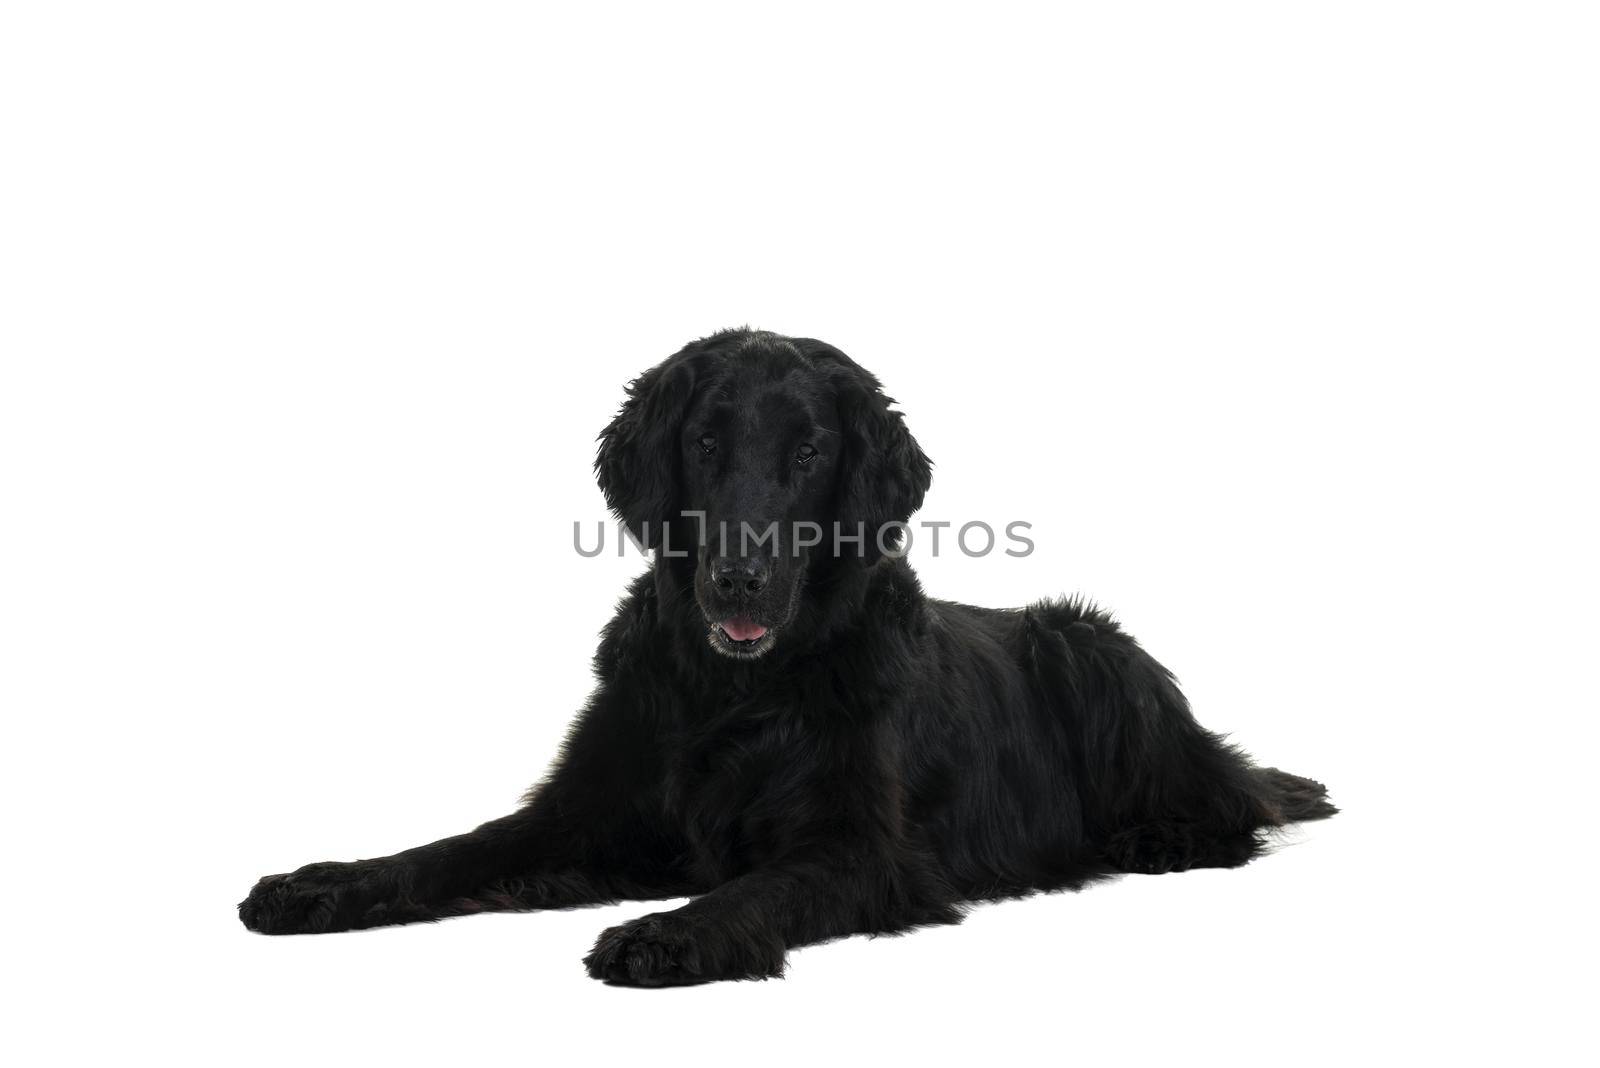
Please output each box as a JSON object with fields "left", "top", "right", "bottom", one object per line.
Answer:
{"left": 795, "top": 444, "right": 818, "bottom": 465}
{"left": 697, "top": 434, "right": 717, "bottom": 454}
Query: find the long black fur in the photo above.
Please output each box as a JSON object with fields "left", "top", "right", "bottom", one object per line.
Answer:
{"left": 239, "top": 328, "right": 1335, "bottom": 986}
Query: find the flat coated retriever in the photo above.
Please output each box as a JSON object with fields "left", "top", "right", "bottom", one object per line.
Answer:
{"left": 240, "top": 328, "right": 1335, "bottom": 985}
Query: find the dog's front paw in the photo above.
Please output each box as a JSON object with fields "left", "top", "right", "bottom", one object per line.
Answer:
{"left": 583, "top": 912, "right": 784, "bottom": 987}
{"left": 238, "top": 859, "right": 410, "bottom": 934}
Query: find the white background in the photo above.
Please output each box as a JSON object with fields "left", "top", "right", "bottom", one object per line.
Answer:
{"left": 3, "top": 3, "right": 1595, "bottom": 1065}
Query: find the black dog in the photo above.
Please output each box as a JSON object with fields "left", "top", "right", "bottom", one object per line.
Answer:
{"left": 240, "top": 328, "right": 1335, "bottom": 985}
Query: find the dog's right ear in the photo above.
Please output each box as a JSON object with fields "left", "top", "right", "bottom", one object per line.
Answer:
{"left": 595, "top": 356, "right": 697, "bottom": 549}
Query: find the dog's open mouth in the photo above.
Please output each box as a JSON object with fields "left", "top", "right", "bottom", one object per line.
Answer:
{"left": 710, "top": 614, "right": 776, "bottom": 659}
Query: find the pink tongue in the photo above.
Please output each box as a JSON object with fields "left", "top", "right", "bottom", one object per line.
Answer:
{"left": 720, "top": 616, "right": 768, "bottom": 642}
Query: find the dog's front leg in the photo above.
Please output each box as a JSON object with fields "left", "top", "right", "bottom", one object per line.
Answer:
{"left": 240, "top": 684, "right": 695, "bottom": 934}
{"left": 238, "top": 800, "right": 692, "bottom": 935}
{"left": 584, "top": 851, "right": 960, "bottom": 986}
{"left": 239, "top": 730, "right": 696, "bottom": 938}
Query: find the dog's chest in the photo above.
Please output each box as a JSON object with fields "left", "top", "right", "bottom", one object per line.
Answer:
{"left": 662, "top": 697, "right": 838, "bottom": 878}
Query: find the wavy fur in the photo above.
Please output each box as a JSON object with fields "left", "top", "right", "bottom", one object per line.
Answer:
{"left": 239, "top": 328, "right": 1334, "bottom": 986}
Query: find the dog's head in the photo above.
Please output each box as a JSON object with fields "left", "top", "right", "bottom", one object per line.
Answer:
{"left": 596, "top": 329, "right": 931, "bottom": 660}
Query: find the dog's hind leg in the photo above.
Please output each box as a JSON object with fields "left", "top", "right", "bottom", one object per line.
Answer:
{"left": 1102, "top": 820, "right": 1259, "bottom": 874}
{"left": 1019, "top": 599, "right": 1335, "bottom": 878}
{"left": 1102, "top": 768, "right": 1337, "bottom": 874}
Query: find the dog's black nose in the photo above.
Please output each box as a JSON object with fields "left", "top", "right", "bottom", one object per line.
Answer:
{"left": 712, "top": 557, "right": 770, "bottom": 596}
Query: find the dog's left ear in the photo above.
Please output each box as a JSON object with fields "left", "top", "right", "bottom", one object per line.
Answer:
{"left": 595, "top": 354, "right": 697, "bottom": 549}
{"left": 794, "top": 338, "right": 932, "bottom": 561}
